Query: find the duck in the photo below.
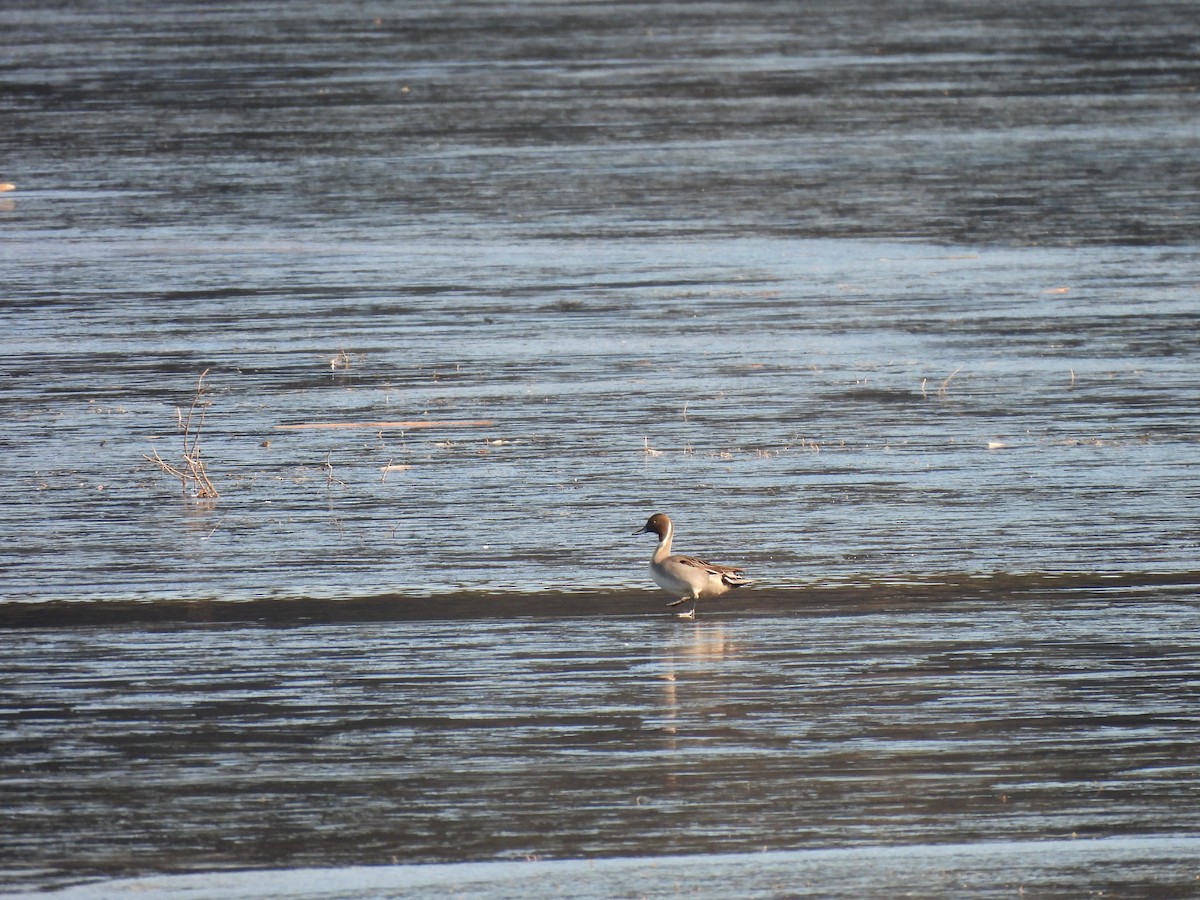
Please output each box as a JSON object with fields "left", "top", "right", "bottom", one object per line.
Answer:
{"left": 634, "top": 512, "right": 751, "bottom": 618}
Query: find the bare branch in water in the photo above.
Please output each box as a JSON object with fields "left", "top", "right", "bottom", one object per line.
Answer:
{"left": 145, "top": 369, "right": 219, "bottom": 499}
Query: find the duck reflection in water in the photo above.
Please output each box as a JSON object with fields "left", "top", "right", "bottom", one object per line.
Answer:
{"left": 660, "top": 622, "right": 736, "bottom": 749}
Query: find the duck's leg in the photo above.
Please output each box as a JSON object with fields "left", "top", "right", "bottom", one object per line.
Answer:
{"left": 668, "top": 595, "right": 698, "bottom": 619}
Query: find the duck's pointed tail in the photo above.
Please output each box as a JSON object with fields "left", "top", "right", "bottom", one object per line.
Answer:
{"left": 722, "top": 572, "right": 752, "bottom": 590}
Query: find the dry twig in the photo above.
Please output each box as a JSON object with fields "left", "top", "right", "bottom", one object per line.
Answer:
{"left": 937, "top": 365, "right": 964, "bottom": 399}
{"left": 145, "top": 369, "right": 219, "bottom": 499}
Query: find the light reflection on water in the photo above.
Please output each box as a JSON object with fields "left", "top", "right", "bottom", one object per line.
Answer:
{"left": 3, "top": 239, "right": 1198, "bottom": 602}
{"left": 27, "top": 837, "right": 1200, "bottom": 900}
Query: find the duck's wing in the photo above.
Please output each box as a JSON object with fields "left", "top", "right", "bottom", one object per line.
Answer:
{"left": 675, "top": 555, "right": 746, "bottom": 577}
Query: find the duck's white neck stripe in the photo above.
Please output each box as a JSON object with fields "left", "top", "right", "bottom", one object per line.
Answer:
{"left": 654, "top": 519, "right": 673, "bottom": 560}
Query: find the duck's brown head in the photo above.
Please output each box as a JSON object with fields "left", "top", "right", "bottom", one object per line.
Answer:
{"left": 634, "top": 512, "right": 672, "bottom": 539}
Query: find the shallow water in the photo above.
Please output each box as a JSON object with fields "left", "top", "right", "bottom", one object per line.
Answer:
{"left": 3, "top": 0, "right": 1199, "bottom": 602}
{"left": 4, "top": 236, "right": 1198, "bottom": 602}
{"left": 3, "top": 0, "right": 1200, "bottom": 894}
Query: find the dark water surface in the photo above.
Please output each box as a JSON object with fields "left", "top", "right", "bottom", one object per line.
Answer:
{"left": 3, "top": 0, "right": 1199, "bottom": 894}
{"left": 5, "top": 590, "right": 1200, "bottom": 895}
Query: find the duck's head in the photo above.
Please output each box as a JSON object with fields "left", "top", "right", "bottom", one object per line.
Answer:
{"left": 634, "top": 512, "right": 672, "bottom": 539}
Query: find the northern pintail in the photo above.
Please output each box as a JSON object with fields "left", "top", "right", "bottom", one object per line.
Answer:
{"left": 634, "top": 513, "right": 751, "bottom": 618}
